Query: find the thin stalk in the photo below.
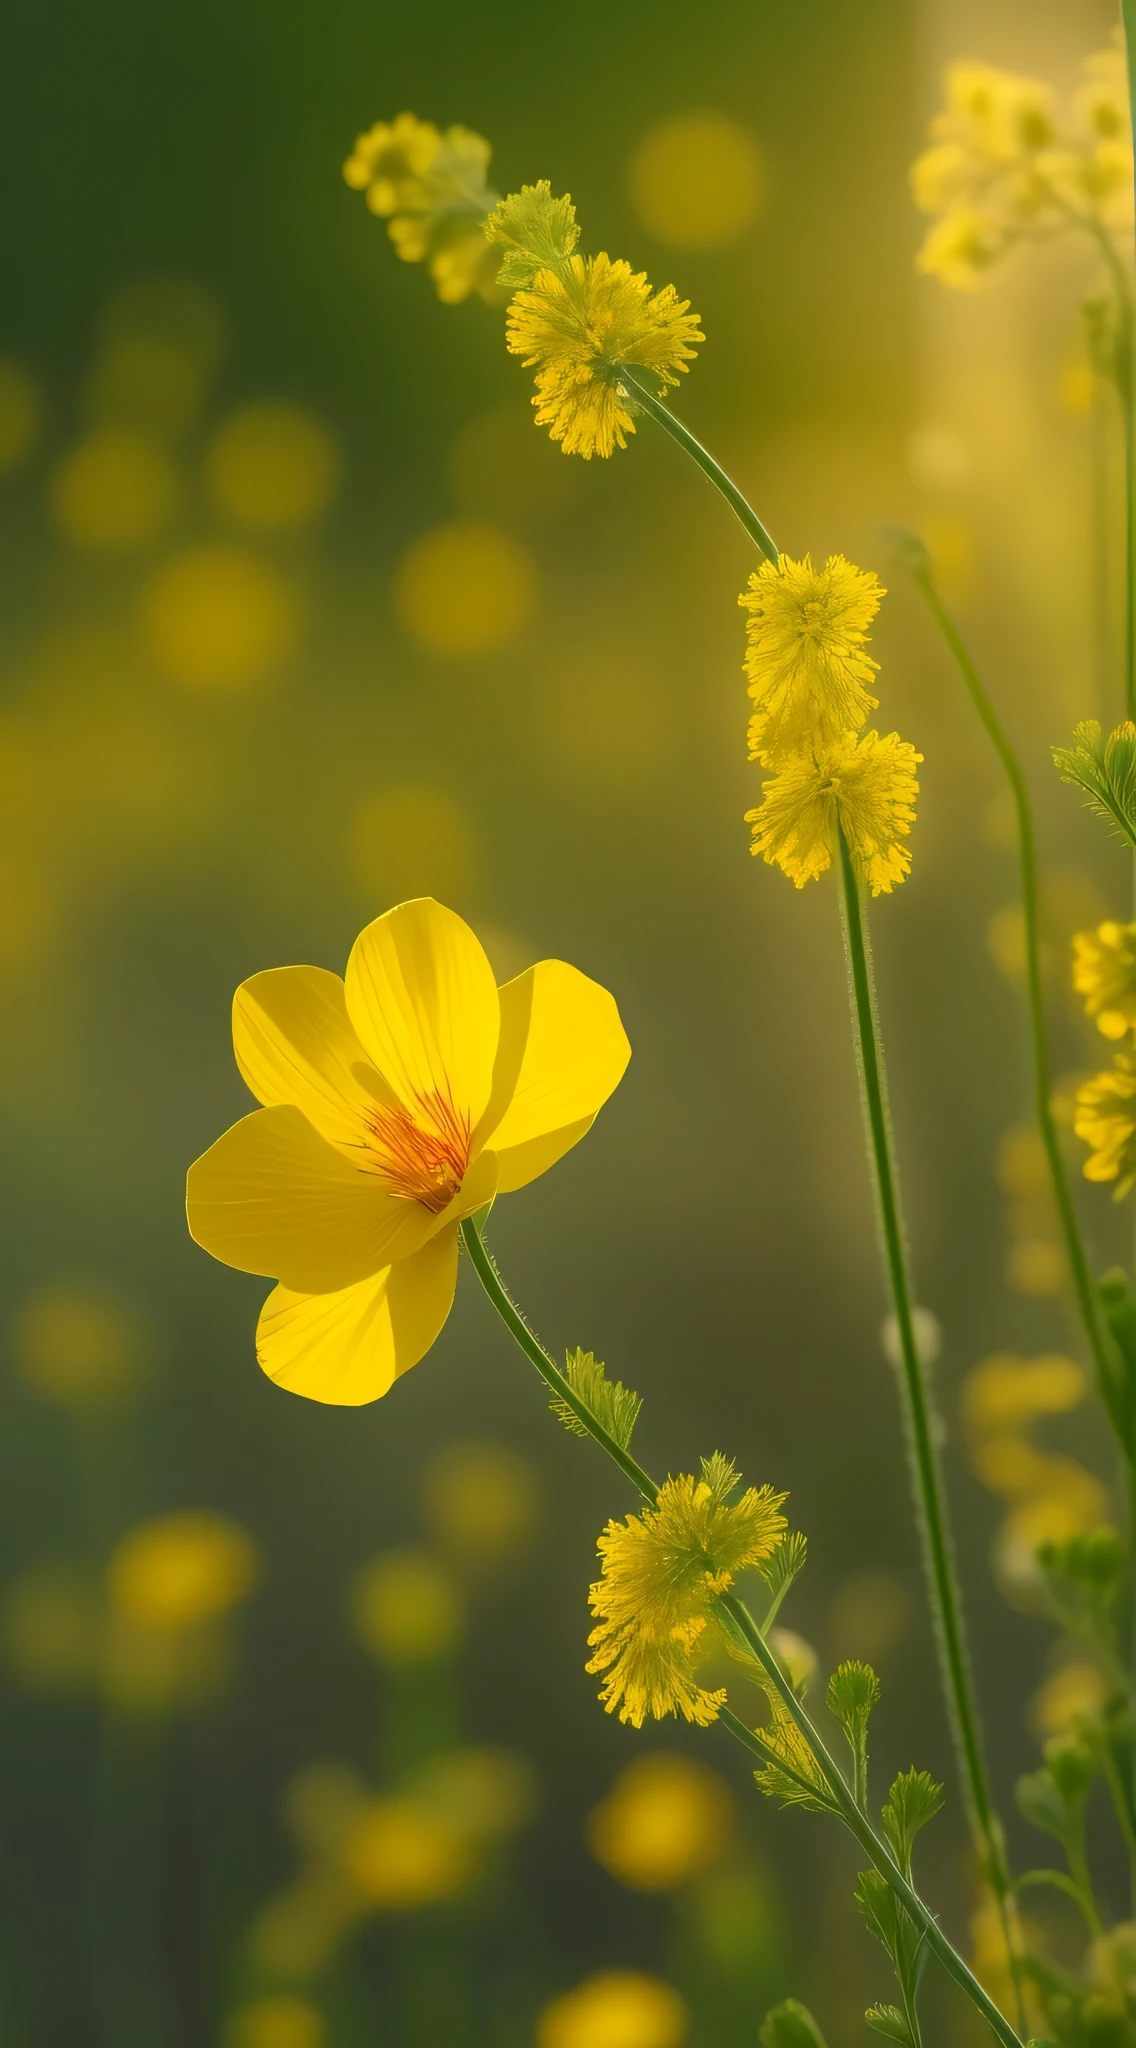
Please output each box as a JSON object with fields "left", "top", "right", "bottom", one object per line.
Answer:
{"left": 910, "top": 564, "right": 1121, "bottom": 1424}
{"left": 1092, "top": 227, "right": 1136, "bottom": 719}
{"left": 616, "top": 368, "right": 780, "bottom": 564}
{"left": 458, "top": 1215, "right": 1023, "bottom": 2048}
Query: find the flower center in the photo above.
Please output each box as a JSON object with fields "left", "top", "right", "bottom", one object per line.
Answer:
{"left": 366, "top": 1092, "right": 471, "bottom": 1214}
{"left": 798, "top": 599, "right": 831, "bottom": 640}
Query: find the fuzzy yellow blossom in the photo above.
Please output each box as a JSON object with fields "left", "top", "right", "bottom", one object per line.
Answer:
{"left": 586, "top": 1459, "right": 785, "bottom": 1728}
{"left": 503, "top": 250, "right": 703, "bottom": 458}
{"left": 746, "top": 731, "right": 921, "bottom": 895}
{"left": 342, "top": 114, "right": 502, "bottom": 304}
{"left": 1074, "top": 1055, "right": 1136, "bottom": 1197}
{"left": 587, "top": 1752, "right": 733, "bottom": 1891}
{"left": 187, "top": 899, "right": 630, "bottom": 1404}
{"left": 1073, "top": 921, "right": 1136, "bottom": 1040}
{"left": 912, "top": 48, "right": 1133, "bottom": 289}
{"left": 740, "top": 554, "right": 883, "bottom": 766}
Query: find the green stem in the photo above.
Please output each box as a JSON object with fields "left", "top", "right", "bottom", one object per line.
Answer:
{"left": 836, "top": 830, "right": 997, "bottom": 1852}
{"left": 616, "top": 368, "right": 780, "bottom": 564}
{"left": 1091, "top": 225, "right": 1135, "bottom": 720}
{"left": 458, "top": 1215, "right": 1023, "bottom": 2048}
{"left": 910, "top": 563, "right": 1122, "bottom": 1430}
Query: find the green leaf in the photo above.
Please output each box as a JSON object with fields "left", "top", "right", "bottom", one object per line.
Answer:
{"left": 865, "top": 2005, "right": 915, "bottom": 2047}
{"left": 855, "top": 1868, "right": 906, "bottom": 1958}
{"left": 880, "top": 1769, "right": 944, "bottom": 1872}
{"left": 827, "top": 1661, "right": 880, "bottom": 1752}
{"left": 752, "top": 1697, "right": 839, "bottom": 1815}
{"left": 1052, "top": 721, "right": 1136, "bottom": 850}
{"left": 700, "top": 1450, "right": 742, "bottom": 1505}
{"left": 1015, "top": 1767, "right": 1070, "bottom": 1843}
{"left": 485, "top": 181, "right": 579, "bottom": 288}
{"left": 758, "top": 1530, "right": 808, "bottom": 1601}
{"left": 759, "top": 2000, "right": 829, "bottom": 2048}
{"left": 550, "top": 1348, "right": 641, "bottom": 1449}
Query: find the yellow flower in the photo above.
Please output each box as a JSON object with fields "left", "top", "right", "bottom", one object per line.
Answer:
{"left": 537, "top": 1972, "right": 688, "bottom": 2048}
{"left": 1075, "top": 1055, "right": 1136, "bottom": 1196}
{"left": 349, "top": 1549, "right": 463, "bottom": 1666}
{"left": 1073, "top": 921, "right": 1136, "bottom": 1039}
{"left": 343, "top": 116, "right": 501, "bottom": 304}
{"left": 342, "top": 1795, "right": 474, "bottom": 1908}
{"left": 915, "top": 208, "right": 1005, "bottom": 290}
{"left": 740, "top": 554, "right": 883, "bottom": 766}
{"left": 108, "top": 1512, "right": 259, "bottom": 1631}
{"left": 746, "top": 730, "right": 921, "bottom": 895}
{"left": 504, "top": 252, "right": 703, "bottom": 458}
{"left": 586, "top": 1459, "right": 785, "bottom": 1729}
{"left": 187, "top": 898, "right": 631, "bottom": 1404}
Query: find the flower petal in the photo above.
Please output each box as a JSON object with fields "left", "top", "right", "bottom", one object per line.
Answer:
{"left": 345, "top": 899, "right": 500, "bottom": 1128}
{"left": 256, "top": 1230, "right": 460, "bottom": 1406}
{"left": 233, "top": 965, "right": 391, "bottom": 1161}
{"left": 478, "top": 960, "right": 630, "bottom": 1191}
{"left": 186, "top": 1106, "right": 433, "bottom": 1293}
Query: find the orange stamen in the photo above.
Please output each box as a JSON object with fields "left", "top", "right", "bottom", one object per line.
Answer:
{"left": 366, "top": 1091, "right": 471, "bottom": 1213}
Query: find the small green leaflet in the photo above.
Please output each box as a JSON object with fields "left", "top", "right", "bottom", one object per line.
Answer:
{"left": 550, "top": 1348, "right": 641, "bottom": 1450}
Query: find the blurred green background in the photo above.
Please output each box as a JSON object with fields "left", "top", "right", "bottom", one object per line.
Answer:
{"left": 0, "top": 0, "right": 1130, "bottom": 2042}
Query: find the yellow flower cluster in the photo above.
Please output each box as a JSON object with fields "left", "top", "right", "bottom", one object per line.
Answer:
{"left": 342, "top": 113, "right": 503, "bottom": 304}
{"left": 912, "top": 46, "right": 1133, "bottom": 291}
{"left": 1072, "top": 920, "right": 1136, "bottom": 1197}
{"left": 586, "top": 1460, "right": 785, "bottom": 1728}
{"left": 961, "top": 1353, "right": 1108, "bottom": 1607}
{"left": 741, "top": 556, "right": 921, "bottom": 893}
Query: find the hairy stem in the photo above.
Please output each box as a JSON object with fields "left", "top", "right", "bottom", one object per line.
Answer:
{"left": 617, "top": 368, "right": 780, "bottom": 564}
{"left": 458, "top": 1215, "right": 1023, "bottom": 2048}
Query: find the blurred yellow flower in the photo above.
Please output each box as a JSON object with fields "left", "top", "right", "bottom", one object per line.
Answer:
{"left": 3, "top": 1562, "right": 102, "bottom": 1692}
{"left": 1075, "top": 1055, "right": 1136, "bottom": 1195}
{"left": 537, "top": 1971, "right": 688, "bottom": 2048}
{"left": 1073, "top": 921, "right": 1136, "bottom": 1040}
{"left": 205, "top": 403, "right": 341, "bottom": 529}
{"left": 187, "top": 898, "right": 631, "bottom": 1404}
{"left": 342, "top": 1794, "right": 473, "bottom": 1908}
{"left": 108, "top": 1511, "right": 259, "bottom": 1630}
{"left": 587, "top": 1461, "right": 785, "bottom": 1728}
{"left": 14, "top": 1283, "right": 153, "bottom": 1405}
{"left": 227, "top": 1995, "right": 326, "bottom": 2048}
{"left": 392, "top": 520, "right": 536, "bottom": 657}
{"left": 50, "top": 430, "right": 179, "bottom": 551}
{"left": 85, "top": 336, "right": 207, "bottom": 443}
{"left": 0, "top": 360, "right": 42, "bottom": 469}
{"left": 505, "top": 252, "right": 703, "bottom": 459}
{"left": 1032, "top": 1658, "right": 1110, "bottom": 1739}
{"left": 741, "top": 554, "right": 883, "bottom": 768}
{"left": 912, "top": 49, "right": 1133, "bottom": 290}
{"left": 961, "top": 1353, "right": 1084, "bottom": 1437}
{"left": 406, "top": 1744, "right": 538, "bottom": 1840}
{"left": 746, "top": 730, "right": 921, "bottom": 895}
{"left": 995, "top": 1484, "right": 1109, "bottom": 1604}
{"left": 349, "top": 1549, "right": 463, "bottom": 1665}
{"left": 629, "top": 112, "right": 764, "bottom": 250}
{"left": 349, "top": 782, "right": 478, "bottom": 908}
{"left": 250, "top": 1871, "right": 359, "bottom": 1978}
{"left": 343, "top": 115, "right": 502, "bottom": 304}
{"left": 422, "top": 1440, "right": 539, "bottom": 1564}
{"left": 142, "top": 544, "right": 297, "bottom": 690}
{"left": 586, "top": 1752, "right": 733, "bottom": 1891}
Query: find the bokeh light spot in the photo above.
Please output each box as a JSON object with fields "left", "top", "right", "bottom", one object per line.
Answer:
{"left": 227, "top": 1996, "right": 327, "bottom": 2048}
{"left": 85, "top": 337, "right": 206, "bottom": 443}
{"left": 0, "top": 360, "right": 42, "bottom": 470}
{"left": 343, "top": 1796, "right": 473, "bottom": 1909}
{"left": 350, "top": 1549, "right": 463, "bottom": 1666}
{"left": 449, "top": 402, "right": 576, "bottom": 522}
{"left": 50, "top": 430, "right": 178, "bottom": 551}
{"left": 587, "top": 1753, "right": 732, "bottom": 1891}
{"left": 538, "top": 1970, "right": 688, "bottom": 2048}
{"left": 629, "top": 112, "right": 763, "bottom": 250}
{"left": 205, "top": 402, "right": 341, "bottom": 530}
{"left": 4, "top": 1562, "right": 102, "bottom": 1692}
{"left": 141, "top": 545, "right": 298, "bottom": 690}
{"left": 349, "top": 782, "right": 478, "bottom": 906}
{"left": 393, "top": 520, "right": 536, "bottom": 657}
{"left": 14, "top": 1284, "right": 153, "bottom": 1406}
{"left": 422, "top": 1441, "right": 539, "bottom": 1565}
{"left": 108, "top": 1511, "right": 259, "bottom": 1630}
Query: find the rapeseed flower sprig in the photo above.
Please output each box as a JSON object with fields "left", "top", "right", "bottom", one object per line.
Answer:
{"left": 1072, "top": 921, "right": 1136, "bottom": 1040}
{"left": 1074, "top": 1058, "right": 1136, "bottom": 1198}
{"left": 585, "top": 1458, "right": 787, "bottom": 1728}
{"left": 746, "top": 731, "right": 922, "bottom": 897}
{"left": 912, "top": 45, "right": 1133, "bottom": 292}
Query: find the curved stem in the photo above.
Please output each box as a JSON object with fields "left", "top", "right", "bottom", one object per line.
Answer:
{"left": 616, "top": 369, "right": 780, "bottom": 564}
{"left": 909, "top": 565, "right": 1123, "bottom": 1436}
{"left": 459, "top": 1214, "right": 1023, "bottom": 2048}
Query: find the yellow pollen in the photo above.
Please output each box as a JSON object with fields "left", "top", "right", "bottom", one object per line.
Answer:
{"left": 367, "top": 1092, "right": 471, "bottom": 1213}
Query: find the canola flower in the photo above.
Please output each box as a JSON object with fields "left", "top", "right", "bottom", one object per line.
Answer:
{"left": 746, "top": 731, "right": 922, "bottom": 895}
{"left": 741, "top": 554, "right": 883, "bottom": 767}
{"left": 187, "top": 897, "right": 630, "bottom": 1403}
{"left": 1072, "top": 920, "right": 1136, "bottom": 1039}
{"left": 342, "top": 114, "right": 502, "bottom": 304}
{"left": 586, "top": 1459, "right": 785, "bottom": 1728}
{"left": 912, "top": 47, "right": 1133, "bottom": 291}
{"left": 1074, "top": 1055, "right": 1136, "bottom": 1197}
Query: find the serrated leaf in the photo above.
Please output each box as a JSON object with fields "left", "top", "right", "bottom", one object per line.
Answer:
{"left": 752, "top": 1695, "right": 838, "bottom": 1815}
{"left": 700, "top": 1450, "right": 742, "bottom": 1505}
{"left": 485, "top": 181, "right": 579, "bottom": 287}
{"left": 855, "top": 1868, "right": 905, "bottom": 1955}
{"left": 865, "top": 2005, "right": 915, "bottom": 2047}
{"left": 880, "top": 1769, "right": 943, "bottom": 1874}
{"left": 827, "top": 1661, "right": 880, "bottom": 1745}
{"left": 550, "top": 1348, "right": 641, "bottom": 1449}
{"left": 759, "top": 2000, "right": 829, "bottom": 2048}
{"left": 758, "top": 1530, "right": 808, "bottom": 1601}
{"left": 1053, "top": 721, "right": 1136, "bottom": 850}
